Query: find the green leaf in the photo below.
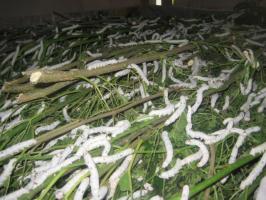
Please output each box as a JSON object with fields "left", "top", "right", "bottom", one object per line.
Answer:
{"left": 119, "top": 171, "right": 131, "bottom": 192}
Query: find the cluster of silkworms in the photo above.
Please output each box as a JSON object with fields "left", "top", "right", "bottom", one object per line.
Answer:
{"left": 0, "top": 10, "right": 266, "bottom": 200}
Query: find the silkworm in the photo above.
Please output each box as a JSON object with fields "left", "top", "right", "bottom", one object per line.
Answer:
{"left": 0, "top": 139, "right": 37, "bottom": 160}
{"left": 240, "top": 152, "right": 266, "bottom": 190}
{"left": 0, "top": 158, "right": 17, "bottom": 187}
{"left": 108, "top": 155, "right": 133, "bottom": 198}
{"left": 165, "top": 96, "right": 187, "bottom": 126}
{"left": 222, "top": 95, "right": 230, "bottom": 111}
{"left": 83, "top": 153, "right": 100, "bottom": 200}
{"left": 211, "top": 93, "right": 219, "bottom": 108}
{"left": 11, "top": 45, "right": 20, "bottom": 66}
{"left": 74, "top": 177, "right": 90, "bottom": 200}
{"left": 86, "top": 59, "right": 123, "bottom": 70}
{"left": 62, "top": 24, "right": 80, "bottom": 32}
{"left": 245, "top": 38, "right": 265, "bottom": 47}
{"left": 186, "top": 106, "right": 212, "bottom": 141}
{"left": 181, "top": 185, "right": 189, "bottom": 200}
{"left": 47, "top": 53, "right": 76, "bottom": 70}
{"left": 37, "top": 102, "right": 45, "bottom": 114}
{"left": 161, "top": 131, "right": 173, "bottom": 168}
{"left": 86, "top": 50, "right": 102, "bottom": 58}
{"left": 148, "top": 104, "right": 175, "bottom": 117}
{"left": 0, "top": 188, "right": 29, "bottom": 200}
{"left": 35, "top": 120, "right": 61, "bottom": 135}
{"left": 153, "top": 60, "right": 159, "bottom": 73}
{"left": 115, "top": 69, "right": 131, "bottom": 77}
{"left": 185, "top": 139, "right": 209, "bottom": 167}
{"left": 191, "top": 84, "right": 209, "bottom": 113}
{"left": 150, "top": 195, "right": 164, "bottom": 200}
{"left": 254, "top": 176, "right": 266, "bottom": 200}
{"left": 162, "top": 59, "right": 166, "bottom": 83}
{"left": 160, "top": 151, "right": 202, "bottom": 179}
{"left": 250, "top": 142, "right": 266, "bottom": 156}
{"left": 128, "top": 63, "right": 150, "bottom": 85}
{"left": 92, "top": 148, "right": 134, "bottom": 164}
{"left": 228, "top": 135, "right": 246, "bottom": 164}
{"left": 63, "top": 106, "right": 71, "bottom": 122}
{"left": 55, "top": 169, "right": 89, "bottom": 199}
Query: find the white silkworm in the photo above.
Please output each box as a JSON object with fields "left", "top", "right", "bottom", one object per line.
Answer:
{"left": 211, "top": 93, "right": 219, "bottom": 108}
{"left": 35, "top": 120, "right": 61, "bottom": 135}
{"left": 140, "top": 84, "right": 148, "bottom": 112}
{"left": 240, "top": 93, "right": 256, "bottom": 112}
{"left": 160, "top": 151, "right": 202, "bottom": 179}
{"left": 89, "top": 120, "right": 130, "bottom": 138}
{"left": 55, "top": 169, "right": 89, "bottom": 199}
{"left": 83, "top": 153, "right": 100, "bottom": 200}
{"left": 0, "top": 109, "right": 13, "bottom": 122}
{"left": 62, "top": 24, "right": 80, "bottom": 32}
{"left": 37, "top": 101, "right": 45, "bottom": 114}
{"left": 74, "top": 177, "right": 90, "bottom": 200}
{"left": 143, "top": 62, "right": 147, "bottom": 76}
{"left": 161, "top": 131, "right": 173, "bottom": 168}
{"left": 186, "top": 106, "right": 212, "bottom": 141}
{"left": 0, "top": 188, "right": 29, "bottom": 200}
{"left": 37, "top": 40, "right": 43, "bottom": 60}
{"left": 63, "top": 106, "right": 71, "bottom": 122}
{"left": 96, "top": 24, "right": 112, "bottom": 34}
{"left": 76, "top": 135, "right": 111, "bottom": 157}
{"left": 24, "top": 43, "right": 40, "bottom": 56}
{"left": 254, "top": 176, "right": 266, "bottom": 200}
{"left": 165, "top": 96, "right": 187, "bottom": 126}
{"left": 222, "top": 95, "right": 230, "bottom": 111}
{"left": 245, "top": 38, "right": 264, "bottom": 47}
{"left": 0, "top": 100, "right": 12, "bottom": 110}
{"left": 11, "top": 45, "right": 20, "bottom": 66}
{"left": 163, "top": 89, "right": 171, "bottom": 105}
{"left": 150, "top": 195, "right": 164, "bottom": 200}
{"left": 153, "top": 60, "right": 159, "bottom": 73}
{"left": 86, "top": 50, "right": 102, "bottom": 58}
{"left": 228, "top": 135, "right": 246, "bottom": 164}
{"left": 117, "top": 183, "right": 153, "bottom": 200}
{"left": 191, "top": 84, "right": 209, "bottom": 113}
{"left": 257, "top": 98, "right": 266, "bottom": 113}
{"left": 1, "top": 52, "right": 15, "bottom": 65}
{"left": 13, "top": 104, "right": 27, "bottom": 116}
{"left": 162, "top": 59, "right": 166, "bottom": 83}
{"left": 244, "top": 111, "right": 250, "bottom": 121}
{"left": 148, "top": 104, "right": 175, "bottom": 117}
{"left": 185, "top": 139, "right": 209, "bottom": 167}
{"left": 0, "top": 158, "right": 17, "bottom": 187}
{"left": 181, "top": 185, "right": 189, "bottom": 200}
{"left": 128, "top": 63, "right": 150, "bottom": 85}
{"left": 86, "top": 58, "right": 124, "bottom": 70}
{"left": 108, "top": 155, "right": 133, "bottom": 198}
{"left": 46, "top": 53, "right": 76, "bottom": 70}
{"left": 0, "top": 139, "right": 37, "bottom": 160}
{"left": 240, "top": 152, "right": 266, "bottom": 190}
{"left": 115, "top": 69, "right": 130, "bottom": 77}
{"left": 250, "top": 142, "right": 266, "bottom": 156}
{"left": 93, "top": 186, "right": 108, "bottom": 200}
{"left": 93, "top": 148, "right": 134, "bottom": 164}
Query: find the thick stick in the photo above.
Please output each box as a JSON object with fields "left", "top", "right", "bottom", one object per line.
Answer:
{"left": 16, "top": 81, "right": 75, "bottom": 104}
{"left": 28, "top": 44, "right": 194, "bottom": 84}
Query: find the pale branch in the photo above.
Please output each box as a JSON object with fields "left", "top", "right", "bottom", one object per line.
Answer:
{"left": 16, "top": 81, "right": 75, "bottom": 104}
{"left": 27, "top": 44, "right": 194, "bottom": 84}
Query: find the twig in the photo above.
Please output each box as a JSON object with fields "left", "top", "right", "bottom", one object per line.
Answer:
{"left": 204, "top": 144, "right": 216, "bottom": 200}
{"left": 16, "top": 81, "right": 75, "bottom": 104}
{"left": 26, "top": 44, "right": 194, "bottom": 84}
